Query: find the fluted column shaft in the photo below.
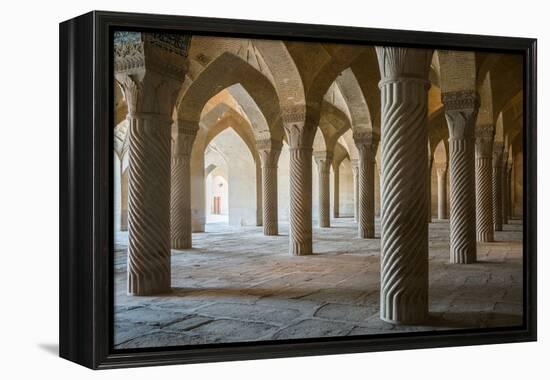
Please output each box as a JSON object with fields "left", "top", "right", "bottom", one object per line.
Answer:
{"left": 427, "top": 157, "right": 433, "bottom": 222}
{"left": 333, "top": 164, "right": 340, "bottom": 218}
{"left": 314, "top": 152, "right": 332, "bottom": 228}
{"left": 492, "top": 142, "right": 504, "bottom": 231}
{"left": 288, "top": 146, "right": 313, "bottom": 254}
{"left": 475, "top": 125, "right": 495, "bottom": 242}
{"left": 376, "top": 47, "right": 433, "bottom": 324}
{"left": 506, "top": 162, "right": 513, "bottom": 220}
{"left": 354, "top": 132, "right": 377, "bottom": 238}
{"left": 258, "top": 139, "right": 282, "bottom": 236}
{"left": 170, "top": 122, "right": 197, "bottom": 249}
{"left": 126, "top": 111, "right": 172, "bottom": 295}
{"left": 115, "top": 32, "right": 189, "bottom": 296}
{"left": 436, "top": 164, "right": 448, "bottom": 220}
{"left": 442, "top": 90, "right": 479, "bottom": 264}
{"left": 351, "top": 160, "right": 359, "bottom": 221}
{"left": 501, "top": 152, "right": 509, "bottom": 224}
{"left": 283, "top": 117, "right": 316, "bottom": 256}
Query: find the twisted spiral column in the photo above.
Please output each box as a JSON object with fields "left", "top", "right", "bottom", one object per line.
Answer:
{"left": 170, "top": 122, "right": 197, "bottom": 249}
{"left": 333, "top": 164, "right": 340, "bottom": 218}
{"left": 314, "top": 152, "right": 332, "bottom": 228}
{"left": 501, "top": 153, "right": 509, "bottom": 224}
{"left": 507, "top": 163, "right": 514, "bottom": 218}
{"left": 436, "top": 163, "right": 448, "bottom": 220}
{"left": 442, "top": 91, "right": 479, "bottom": 264}
{"left": 475, "top": 125, "right": 495, "bottom": 242}
{"left": 427, "top": 157, "right": 433, "bottom": 223}
{"left": 115, "top": 33, "right": 189, "bottom": 296}
{"left": 376, "top": 47, "right": 433, "bottom": 324}
{"left": 506, "top": 162, "right": 515, "bottom": 219}
{"left": 127, "top": 113, "right": 172, "bottom": 295}
{"left": 258, "top": 139, "right": 282, "bottom": 236}
{"left": 492, "top": 143, "right": 504, "bottom": 231}
{"left": 354, "top": 132, "right": 377, "bottom": 238}
{"left": 351, "top": 160, "right": 359, "bottom": 222}
{"left": 289, "top": 147, "right": 313, "bottom": 254}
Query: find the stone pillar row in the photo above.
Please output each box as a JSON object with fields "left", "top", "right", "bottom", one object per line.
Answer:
{"left": 442, "top": 90, "right": 479, "bottom": 264}
{"left": 377, "top": 47, "right": 433, "bottom": 324}
{"left": 354, "top": 131, "right": 378, "bottom": 239}
{"left": 475, "top": 125, "right": 495, "bottom": 242}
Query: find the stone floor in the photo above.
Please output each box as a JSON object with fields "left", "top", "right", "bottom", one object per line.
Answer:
{"left": 113, "top": 218, "right": 523, "bottom": 349}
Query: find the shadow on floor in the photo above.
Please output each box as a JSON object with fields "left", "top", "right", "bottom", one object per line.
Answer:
{"left": 38, "top": 343, "right": 59, "bottom": 356}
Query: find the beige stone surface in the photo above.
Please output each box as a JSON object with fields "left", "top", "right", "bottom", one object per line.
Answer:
{"left": 114, "top": 219, "right": 522, "bottom": 348}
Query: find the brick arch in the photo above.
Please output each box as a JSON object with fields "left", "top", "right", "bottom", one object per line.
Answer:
{"left": 178, "top": 51, "right": 284, "bottom": 141}
{"left": 334, "top": 67, "right": 373, "bottom": 133}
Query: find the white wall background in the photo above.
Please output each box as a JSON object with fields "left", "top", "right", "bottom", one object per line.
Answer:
{"left": 0, "top": 0, "right": 546, "bottom": 378}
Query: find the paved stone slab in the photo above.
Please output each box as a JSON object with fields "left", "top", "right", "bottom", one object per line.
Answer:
{"left": 113, "top": 219, "right": 523, "bottom": 348}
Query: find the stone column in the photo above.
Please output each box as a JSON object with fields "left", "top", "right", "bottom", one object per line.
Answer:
{"left": 492, "top": 142, "right": 504, "bottom": 231}
{"left": 442, "top": 90, "right": 479, "bottom": 264}
{"left": 427, "top": 155, "right": 433, "bottom": 223}
{"left": 314, "top": 151, "right": 333, "bottom": 228}
{"left": 501, "top": 151, "right": 509, "bottom": 225}
{"left": 435, "top": 163, "right": 448, "bottom": 220}
{"left": 475, "top": 125, "right": 495, "bottom": 242}
{"left": 170, "top": 121, "right": 197, "bottom": 249}
{"left": 376, "top": 47, "right": 433, "bottom": 324}
{"left": 354, "top": 131, "right": 378, "bottom": 238}
{"left": 351, "top": 159, "right": 359, "bottom": 222}
{"left": 115, "top": 32, "right": 188, "bottom": 295}
{"left": 333, "top": 163, "right": 340, "bottom": 218}
{"left": 256, "top": 160, "right": 263, "bottom": 227}
{"left": 257, "top": 139, "right": 282, "bottom": 235}
{"left": 507, "top": 162, "right": 514, "bottom": 218}
{"left": 284, "top": 117, "right": 315, "bottom": 255}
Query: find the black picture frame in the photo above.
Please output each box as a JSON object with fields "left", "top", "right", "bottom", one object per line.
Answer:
{"left": 59, "top": 10, "right": 537, "bottom": 369}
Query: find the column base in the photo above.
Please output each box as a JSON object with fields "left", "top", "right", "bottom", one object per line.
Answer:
{"left": 290, "top": 240, "right": 312, "bottom": 256}
{"left": 358, "top": 228, "right": 375, "bottom": 239}
{"left": 380, "top": 309, "right": 428, "bottom": 325}
{"left": 127, "top": 277, "right": 171, "bottom": 296}
{"left": 476, "top": 232, "right": 494, "bottom": 243}
{"left": 450, "top": 251, "right": 477, "bottom": 264}
{"left": 171, "top": 239, "right": 192, "bottom": 250}
{"left": 263, "top": 224, "right": 278, "bottom": 236}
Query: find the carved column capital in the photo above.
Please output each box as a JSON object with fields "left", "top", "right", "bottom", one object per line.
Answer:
{"left": 172, "top": 119, "right": 198, "bottom": 158}
{"left": 353, "top": 130, "right": 379, "bottom": 161}
{"left": 375, "top": 47, "right": 433, "bottom": 88}
{"left": 475, "top": 124, "right": 495, "bottom": 158}
{"left": 442, "top": 90, "right": 480, "bottom": 140}
{"left": 281, "top": 105, "right": 318, "bottom": 150}
{"left": 492, "top": 142, "right": 505, "bottom": 167}
{"left": 313, "top": 151, "right": 333, "bottom": 173}
{"left": 115, "top": 32, "right": 189, "bottom": 117}
{"left": 114, "top": 31, "right": 190, "bottom": 80}
{"left": 257, "top": 138, "right": 283, "bottom": 168}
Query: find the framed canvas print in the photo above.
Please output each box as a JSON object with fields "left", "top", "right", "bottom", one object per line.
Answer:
{"left": 59, "top": 11, "right": 537, "bottom": 369}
